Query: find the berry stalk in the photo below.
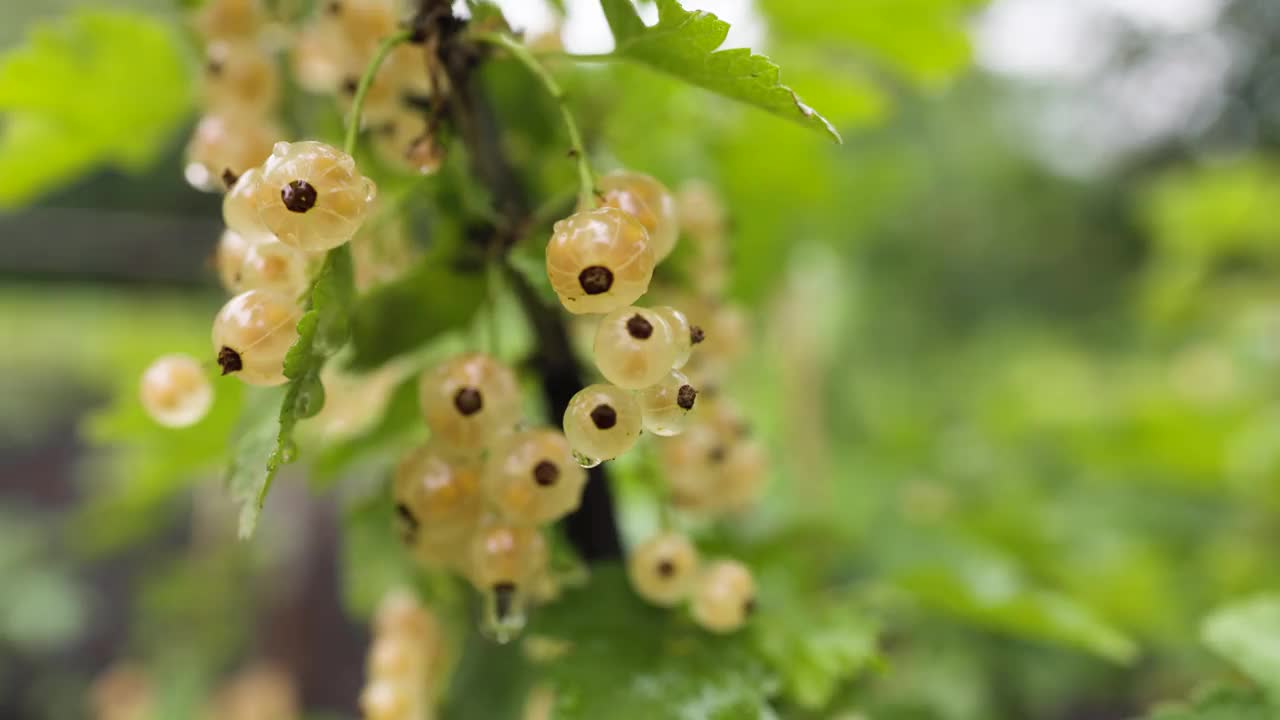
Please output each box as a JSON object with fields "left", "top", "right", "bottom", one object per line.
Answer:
{"left": 343, "top": 28, "right": 416, "bottom": 157}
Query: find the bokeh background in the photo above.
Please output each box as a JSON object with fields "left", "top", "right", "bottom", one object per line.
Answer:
{"left": 2, "top": 0, "right": 1279, "bottom": 718}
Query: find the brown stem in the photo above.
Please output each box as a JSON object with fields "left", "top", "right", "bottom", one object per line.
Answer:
{"left": 438, "top": 17, "right": 622, "bottom": 562}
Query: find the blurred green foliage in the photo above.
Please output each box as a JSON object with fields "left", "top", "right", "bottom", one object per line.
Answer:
{"left": 1, "top": 0, "right": 1279, "bottom": 718}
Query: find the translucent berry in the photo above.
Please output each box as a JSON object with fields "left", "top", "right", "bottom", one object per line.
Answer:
{"left": 592, "top": 306, "right": 678, "bottom": 390}
{"left": 203, "top": 40, "right": 280, "bottom": 117}
{"left": 393, "top": 443, "right": 483, "bottom": 569}
{"left": 252, "top": 141, "right": 377, "bottom": 252}
{"left": 691, "top": 559, "right": 756, "bottom": 634}
{"left": 359, "top": 679, "right": 411, "bottom": 720}
{"left": 637, "top": 369, "right": 697, "bottom": 437}
{"left": 563, "top": 384, "right": 642, "bottom": 464}
{"left": 482, "top": 429, "right": 587, "bottom": 524}
{"left": 325, "top": 0, "right": 399, "bottom": 58}
{"left": 375, "top": 588, "right": 440, "bottom": 641}
{"left": 656, "top": 424, "right": 722, "bottom": 510}
{"left": 194, "top": 0, "right": 266, "bottom": 40}
{"left": 596, "top": 171, "right": 678, "bottom": 262}
{"left": 627, "top": 532, "right": 699, "bottom": 607}
{"left": 140, "top": 354, "right": 213, "bottom": 428}
{"left": 469, "top": 518, "right": 548, "bottom": 640}
{"left": 223, "top": 167, "right": 270, "bottom": 237}
{"left": 676, "top": 179, "right": 727, "bottom": 245}
{"left": 212, "top": 290, "right": 301, "bottom": 386}
{"left": 418, "top": 353, "right": 521, "bottom": 454}
{"left": 184, "top": 114, "right": 279, "bottom": 192}
{"left": 291, "top": 23, "right": 346, "bottom": 93}
{"left": 653, "top": 306, "right": 698, "bottom": 370}
{"left": 234, "top": 239, "right": 312, "bottom": 299}
{"left": 721, "top": 440, "right": 768, "bottom": 511}
{"left": 546, "top": 207, "right": 654, "bottom": 315}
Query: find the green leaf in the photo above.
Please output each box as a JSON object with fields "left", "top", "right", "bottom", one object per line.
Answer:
{"left": 225, "top": 386, "right": 286, "bottom": 539}
{"left": 1202, "top": 595, "right": 1280, "bottom": 702}
{"left": 600, "top": 0, "right": 841, "bottom": 142}
{"left": 750, "top": 589, "right": 878, "bottom": 710}
{"left": 311, "top": 377, "right": 425, "bottom": 480}
{"left": 228, "top": 246, "right": 356, "bottom": 538}
{"left": 338, "top": 485, "right": 418, "bottom": 618}
{"left": 0, "top": 10, "right": 192, "bottom": 206}
{"left": 529, "top": 566, "right": 778, "bottom": 719}
{"left": 348, "top": 250, "right": 486, "bottom": 370}
{"left": 1143, "top": 686, "right": 1275, "bottom": 720}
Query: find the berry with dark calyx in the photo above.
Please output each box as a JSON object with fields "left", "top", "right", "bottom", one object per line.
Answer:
{"left": 691, "top": 559, "right": 756, "bottom": 634}
{"left": 563, "top": 384, "right": 642, "bottom": 465}
{"left": 653, "top": 306, "right": 695, "bottom": 369}
{"left": 482, "top": 429, "right": 587, "bottom": 524}
{"left": 594, "top": 170, "right": 679, "bottom": 262}
{"left": 627, "top": 532, "right": 699, "bottom": 607}
{"left": 468, "top": 517, "right": 549, "bottom": 641}
{"left": 211, "top": 289, "right": 301, "bottom": 386}
{"left": 184, "top": 113, "right": 279, "bottom": 193}
{"left": 393, "top": 442, "right": 483, "bottom": 570}
{"left": 140, "top": 354, "right": 214, "bottom": 428}
{"left": 417, "top": 353, "right": 522, "bottom": 455}
{"left": 546, "top": 207, "right": 654, "bottom": 315}
{"left": 251, "top": 141, "right": 377, "bottom": 252}
{"left": 637, "top": 369, "right": 698, "bottom": 437}
{"left": 202, "top": 40, "right": 280, "bottom": 117}
{"left": 593, "top": 306, "right": 678, "bottom": 390}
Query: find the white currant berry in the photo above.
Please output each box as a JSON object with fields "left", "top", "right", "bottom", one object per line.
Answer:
{"left": 215, "top": 228, "right": 261, "bottom": 292}
{"left": 468, "top": 517, "right": 548, "bottom": 639}
{"left": 592, "top": 306, "right": 678, "bottom": 390}
{"left": 374, "top": 589, "right": 440, "bottom": 642}
{"left": 367, "top": 634, "right": 420, "bottom": 680}
{"left": 203, "top": 40, "right": 280, "bottom": 117}
{"left": 235, "top": 238, "right": 312, "bottom": 299}
{"left": 676, "top": 179, "right": 727, "bottom": 245}
{"left": 627, "top": 532, "right": 699, "bottom": 607}
{"left": 596, "top": 171, "right": 678, "bottom": 262}
{"left": 691, "top": 559, "right": 756, "bottom": 634}
{"left": 720, "top": 440, "right": 768, "bottom": 512}
{"left": 184, "top": 114, "right": 279, "bottom": 192}
{"left": 212, "top": 290, "right": 301, "bottom": 386}
{"left": 207, "top": 664, "right": 299, "bottom": 720}
{"left": 392, "top": 443, "right": 483, "bottom": 570}
{"left": 252, "top": 141, "right": 377, "bottom": 252}
{"left": 653, "top": 306, "right": 700, "bottom": 370}
{"left": 417, "top": 353, "right": 521, "bottom": 454}
{"left": 563, "top": 384, "right": 642, "bottom": 464}
{"left": 482, "top": 429, "right": 587, "bottom": 524}
{"left": 324, "top": 0, "right": 399, "bottom": 58}
{"left": 546, "top": 207, "right": 654, "bottom": 315}
{"left": 371, "top": 109, "right": 444, "bottom": 176}
{"left": 139, "top": 354, "right": 213, "bottom": 428}
{"left": 656, "top": 424, "right": 722, "bottom": 511}
{"left": 223, "top": 166, "right": 270, "bottom": 237}
{"left": 359, "top": 678, "right": 411, "bottom": 720}
{"left": 194, "top": 0, "right": 266, "bottom": 40}
{"left": 291, "top": 22, "right": 346, "bottom": 93}
{"left": 637, "top": 369, "right": 698, "bottom": 437}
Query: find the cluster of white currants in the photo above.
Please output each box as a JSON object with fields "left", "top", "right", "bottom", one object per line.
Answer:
{"left": 628, "top": 532, "right": 757, "bottom": 634}
{"left": 186, "top": 0, "right": 441, "bottom": 189}
{"left": 359, "top": 590, "right": 446, "bottom": 720}
{"left": 394, "top": 353, "right": 586, "bottom": 639}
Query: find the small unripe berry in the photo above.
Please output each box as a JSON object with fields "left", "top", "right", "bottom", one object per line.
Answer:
{"left": 203, "top": 40, "right": 280, "bottom": 117}
{"left": 691, "top": 559, "right": 756, "bottom": 634}
{"left": 393, "top": 443, "right": 483, "bottom": 569}
{"left": 140, "top": 354, "right": 213, "bottom": 428}
{"left": 417, "top": 353, "right": 522, "bottom": 454}
{"left": 546, "top": 207, "right": 654, "bottom": 315}
{"left": 653, "top": 306, "right": 696, "bottom": 369}
{"left": 482, "top": 429, "right": 587, "bottom": 524}
{"left": 592, "top": 306, "right": 678, "bottom": 390}
{"left": 596, "top": 171, "right": 678, "bottom": 262}
{"left": 627, "top": 532, "right": 699, "bottom": 607}
{"left": 637, "top": 369, "right": 697, "bottom": 437}
{"left": 212, "top": 289, "right": 301, "bottom": 386}
{"left": 563, "top": 384, "right": 642, "bottom": 464}
{"left": 252, "top": 141, "right": 377, "bottom": 252}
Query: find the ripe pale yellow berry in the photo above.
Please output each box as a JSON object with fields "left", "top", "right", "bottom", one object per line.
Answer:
{"left": 656, "top": 424, "right": 723, "bottom": 511}
{"left": 653, "top": 306, "right": 697, "bottom": 370}
{"left": 224, "top": 167, "right": 270, "bottom": 237}
{"left": 291, "top": 22, "right": 346, "bottom": 93}
{"left": 212, "top": 290, "right": 301, "bottom": 386}
{"left": 468, "top": 517, "right": 549, "bottom": 636}
{"left": 482, "top": 429, "right": 587, "bottom": 524}
{"left": 140, "top": 355, "right": 213, "bottom": 428}
{"left": 359, "top": 678, "right": 411, "bottom": 720}
{"left": 203, "top": 40, "right": 280, "bottom": 117}
{"left": 194, "top": 0, "right": 266, "bottom": 41}
{"left": 627, "top": 532, "right": 699, "bottom": 607}
{"left": 596, "top": 171, "right": 678, "bottom": 262}
{"left": 676, "top": 180, "right": 727, "bottom": 245}
{"left": 393, "top": 443, "right": 483, "bottom": 570}
{"left": 417, "top": 353, "right": 522, "bottom": 454}
{"left": 235, "top": 239, "right": 312, "bottom": 299}
{"left": 637, "top": 369, "right": 697, "bottom": 437}
{"left": 546, "top": 207, "right": 654, "bottom": 315}
{"left": 326, "top": 0, "right": 399, "bottom": 58}
{"left": 563, "top": 384, "right": 642, "bottom": 464}
{"left": 253, "top": 141, "right": 377, "bottom": 252}
{"left": 592, "top": 306, "right": 678, "bottom": 390}
{"left": 691, "top": 559, "right": 756, "bottom": 634}
{"left": 184, "top": 114, "right": 279, "bottom": 192}
{"left": 720, "top": 440, "right": 768, "bottom": 512}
